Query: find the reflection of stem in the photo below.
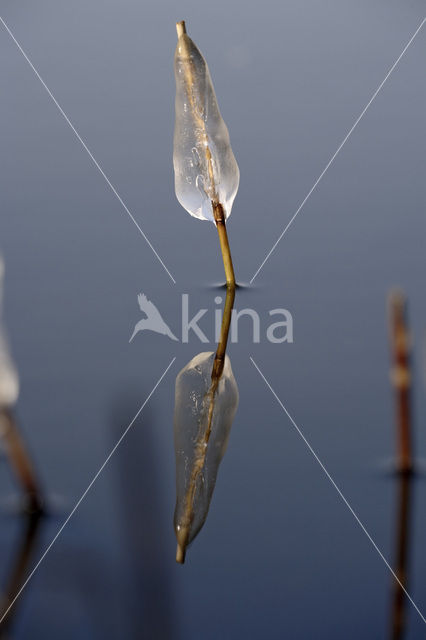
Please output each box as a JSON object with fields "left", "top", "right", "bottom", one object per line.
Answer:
{"left": 176, "top": 21, "right": 236, "bottom": 287}
{"left": 0, "top": 512, "right": 43, "bottom": 635}
{"left": 211, "top": 284, "right": 235, "bottom": 380}
{"left": 388, "top": 291, "right": 413, "bottom": 474}
{"left": 387, "top": 290, "right": 414, "bottom": 639}
{"left": 176, "top": 284, "right": 235, "bottom": 563}
{"left": 389, "top": 474, "right": 412, "bottom": 640}
{"left": 0, "top": 408, "right": 44, "bottom": 513}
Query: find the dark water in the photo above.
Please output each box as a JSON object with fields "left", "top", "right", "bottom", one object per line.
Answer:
{"left": 0, "top": 0, "right": 426, "bottom": 638}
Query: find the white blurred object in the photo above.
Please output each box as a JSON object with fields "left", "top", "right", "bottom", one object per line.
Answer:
{"left": 173, "top": 22, "right": 240, "bottom": 222}
{"left": 173, "top": 351, "right": 239, "bottom": 560}
{"left": 0, "top": 256, "right": 19, "bottom": 407}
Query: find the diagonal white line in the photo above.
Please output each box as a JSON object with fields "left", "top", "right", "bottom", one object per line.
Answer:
{"left": 250, "top": 356, "right": 426, "bottom": 626}
{"left": 250, "top": 17, "right": 426, "bottom": 284}
{"left": 0, "top": 15, "right": 176, "bottom": 285}
{"left": 0, "top": 356, "right": 176, "bottom": 625}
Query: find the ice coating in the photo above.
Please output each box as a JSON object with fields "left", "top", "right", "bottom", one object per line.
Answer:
{"left": 173, "top": 351, "right": 239, "bottom": 560}
{"left": 0, "top": 257, "right": 19, "bottom": 407}
{"left": 173, "top": 27, "right": 240, "bottom": 222}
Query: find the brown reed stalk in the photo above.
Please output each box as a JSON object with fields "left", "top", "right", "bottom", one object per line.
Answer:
{"left": 388, "top": 290, "right": 413, "bottom": 474}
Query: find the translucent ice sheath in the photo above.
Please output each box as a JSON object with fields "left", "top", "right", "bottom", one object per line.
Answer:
{"left": 0, "top": 257, "right": 44, "bottom": 513}
{"left": 173, "top": 21, "right": 238, "bottom": 286}
{"left": 0, "top": 257, "right": 19, "bottom": 408}
{"left": 173, "top": 286, "right": 237, "bottom": 563}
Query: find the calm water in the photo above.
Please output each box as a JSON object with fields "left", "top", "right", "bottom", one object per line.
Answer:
{"left": 0, "top": 0, "right": 426, "bottom": 638}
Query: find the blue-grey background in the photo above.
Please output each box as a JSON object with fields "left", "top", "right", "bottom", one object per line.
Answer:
{"left": 0, "top": 0, "right": 425, "bottom": 638}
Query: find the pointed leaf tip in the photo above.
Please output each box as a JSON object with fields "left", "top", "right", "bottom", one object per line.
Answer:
{"left": 176, "top": 21, "right": 186, "bottom": 38}
{"left": 176, "top": 542, "right": 186, "bottom": 564}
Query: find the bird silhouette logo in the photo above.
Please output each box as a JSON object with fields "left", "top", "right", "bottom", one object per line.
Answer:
{"left": 129, "top": 293, "right": 178, "bottom": 343}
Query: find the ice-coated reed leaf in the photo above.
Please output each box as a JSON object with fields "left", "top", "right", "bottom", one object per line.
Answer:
{"left": 0, "top": 258, "right": 19, "bottom": 408}
{"left": 173, "top": 25, "right": 239, "bottom": 222}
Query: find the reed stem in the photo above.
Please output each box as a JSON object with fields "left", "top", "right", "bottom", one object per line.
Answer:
{"left": 0, "top": 409, "right": 44, "bottom": 513}
{"left": 388, "top": 291, "right": 413, "bottom": 474}
{"left": 176, "top": 20, "right": 186, "bottom": 37}
{"left": 213, "top": 203, "right": 236, "bottom": 288}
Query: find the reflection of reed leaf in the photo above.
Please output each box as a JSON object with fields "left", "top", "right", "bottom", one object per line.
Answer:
{"left": 173, "top": 276, "right": 236, "bottom": 563}
{"left": 173, "top": 351, "right": 239, "bottom": 563}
